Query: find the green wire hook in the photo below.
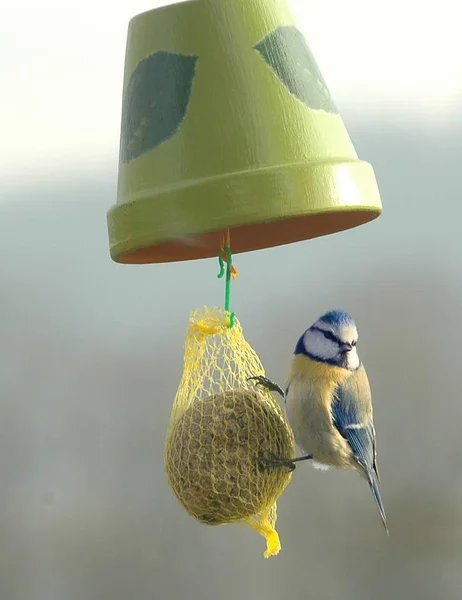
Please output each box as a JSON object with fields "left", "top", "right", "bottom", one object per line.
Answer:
{"left": 217, "top": 245, "right": 235, "bottom": 328}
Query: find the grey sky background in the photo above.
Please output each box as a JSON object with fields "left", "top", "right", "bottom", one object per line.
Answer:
{"left": 1, "top": 0, "right": 461, "bottom": 598}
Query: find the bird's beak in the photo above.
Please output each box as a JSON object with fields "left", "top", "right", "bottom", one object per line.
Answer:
{"left": 340, "top": 343, "right": 353, "bottom": 353}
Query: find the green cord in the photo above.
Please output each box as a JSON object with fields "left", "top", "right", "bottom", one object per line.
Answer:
{"left": 217, "top": 246, "right": 235, "bottom": 327}
{"left": 217, "top": 254, "right": 225, "bottom": 278}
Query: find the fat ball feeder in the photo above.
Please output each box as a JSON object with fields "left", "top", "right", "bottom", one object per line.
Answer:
{"left": 106, "top": 0, "right": 383, "bottom": 557}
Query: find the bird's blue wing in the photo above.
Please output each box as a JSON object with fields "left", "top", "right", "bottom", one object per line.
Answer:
{"left": 331, "top": 364, "right": 379, "bottom": 480}
{"left": 332, "top": 364, "right": 387, "bottom": 530}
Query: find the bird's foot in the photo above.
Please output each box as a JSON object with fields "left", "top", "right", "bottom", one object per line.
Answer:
{"left": 257, "top": 454, "right": 313, "bottom": 473}
{"left": 247, "top": 375, "right": 285, "bottom": 398}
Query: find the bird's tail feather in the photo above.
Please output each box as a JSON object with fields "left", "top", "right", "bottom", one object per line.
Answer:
{"left": 368, "top": 471, "right": 388, "bottom": 535}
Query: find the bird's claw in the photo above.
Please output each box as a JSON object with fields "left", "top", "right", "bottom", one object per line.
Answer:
{"left": 247, "top": 375, "right": 285, "bottom": 398}
{"left": 257, "top": 455, "right": 297, "bottom": 472}
{"left": 257, "top": 453, "right": 314, "bottom": 473}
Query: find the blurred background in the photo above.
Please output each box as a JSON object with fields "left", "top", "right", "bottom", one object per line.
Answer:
{"left": 1, "top": 0, "right": 461, "bottom": 598}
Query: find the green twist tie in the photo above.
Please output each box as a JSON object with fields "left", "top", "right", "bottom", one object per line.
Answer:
{"left": 217, "top": 246, "right": 235, "bottom": 328}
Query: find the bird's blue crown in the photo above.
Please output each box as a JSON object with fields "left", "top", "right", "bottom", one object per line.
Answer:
{"left": 318, "top": 310, "right": 356, "bottom": 328}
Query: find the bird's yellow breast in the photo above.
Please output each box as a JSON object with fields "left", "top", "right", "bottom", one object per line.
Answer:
{"left": 289, "top": 354, "right": 350, "bottom": 387}
{"left": 286, "top": 354, "right": 354, "bottom": 467}
{"left": 288, "top": 354, "right": 350, "bottom": 418}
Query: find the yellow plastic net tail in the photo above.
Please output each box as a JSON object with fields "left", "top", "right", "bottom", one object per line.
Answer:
{"left": 165, "top": 307, "right": 295, "bottom": 558}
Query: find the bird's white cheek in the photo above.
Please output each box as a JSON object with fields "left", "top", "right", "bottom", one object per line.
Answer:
{"left": 348, "top": 350, "right": 360, "bottom": 370}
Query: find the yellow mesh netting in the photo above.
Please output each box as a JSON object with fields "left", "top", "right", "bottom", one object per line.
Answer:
{"left": 165, "top": 306, "right": 295, "bottom": 557}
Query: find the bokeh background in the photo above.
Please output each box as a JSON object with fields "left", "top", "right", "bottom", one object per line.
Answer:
{"left": 1, "top": 0, "right": 461, "bottom": 598}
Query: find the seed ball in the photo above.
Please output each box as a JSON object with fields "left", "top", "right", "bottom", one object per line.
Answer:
{"left": 165, "top": 389, "right": 295, "bottom": 525}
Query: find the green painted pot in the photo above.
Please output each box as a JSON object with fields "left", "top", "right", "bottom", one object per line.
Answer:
{"left": 107, "top": 0, "right": 382, "bottom": 264}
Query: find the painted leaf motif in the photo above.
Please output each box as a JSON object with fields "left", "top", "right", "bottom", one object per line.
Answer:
{"left": 254, "top": 26, "right": 338, "bottom": 114}
{"left": 121, "top": 51, "right": 198, "bottom": 162}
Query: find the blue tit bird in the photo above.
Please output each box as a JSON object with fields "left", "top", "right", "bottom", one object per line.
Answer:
{"left": 249, "top": 309, "right": 388, "bottom": 533}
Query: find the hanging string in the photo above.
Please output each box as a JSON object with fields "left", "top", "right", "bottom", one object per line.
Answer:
{"left": 217, "top": 230, "right": 238, "bottom": 328}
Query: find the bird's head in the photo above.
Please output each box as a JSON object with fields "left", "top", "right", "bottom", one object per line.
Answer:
{"left": 295, "top": 310, "right": 360, "bottom": 370}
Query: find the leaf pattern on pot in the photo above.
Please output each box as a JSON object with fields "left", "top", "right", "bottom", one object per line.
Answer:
{"left": 254, "top": 26, "right": 338, "bottom": 114}
{"left": 121, "top": 51, "right": 198, "bottom": 162}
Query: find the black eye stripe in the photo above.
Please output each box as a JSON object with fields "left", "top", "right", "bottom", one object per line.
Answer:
{"left": 311, "top": 326, "right": 358, "bottom": 347}
{"left": 323, "top": 331, "right": 338, "bottom": 343}
{"left": 311, "top": 326, "right": 341, "bottom": 344}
